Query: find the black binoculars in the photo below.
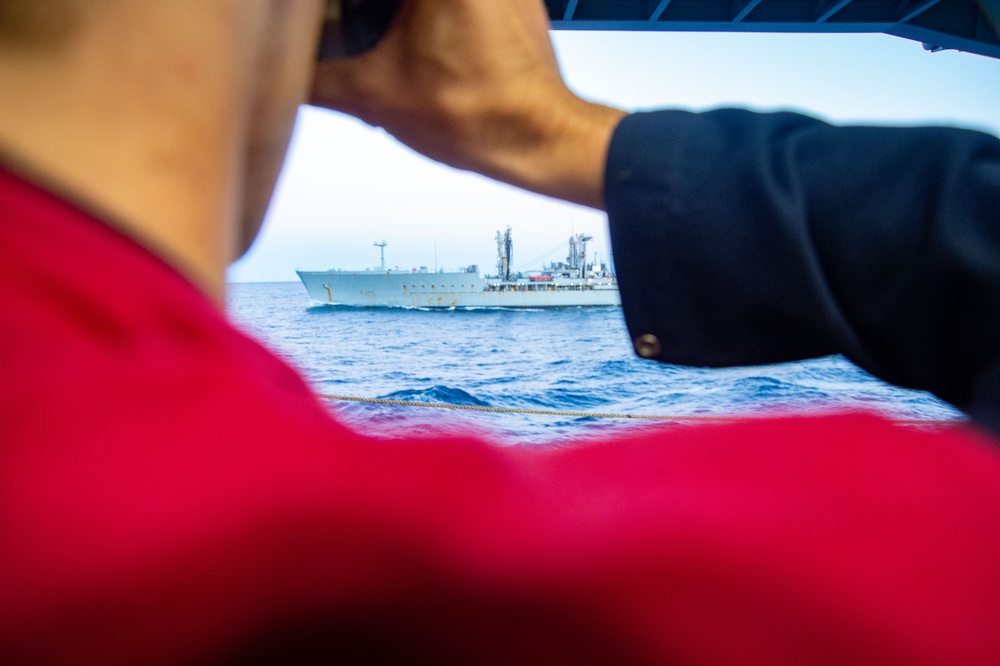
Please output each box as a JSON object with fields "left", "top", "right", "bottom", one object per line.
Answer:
{"left": 319, "top": 0, "right": 403, "bottom": 59}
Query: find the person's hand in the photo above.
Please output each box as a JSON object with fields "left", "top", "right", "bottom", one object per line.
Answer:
{"left": 310, "top": 0, "right": 626, "bottom": 210}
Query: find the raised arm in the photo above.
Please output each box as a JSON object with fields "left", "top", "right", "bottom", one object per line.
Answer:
{"left": 606, "top": 109, "right": 1000, "bottom": 430}
{"left": 309, "top": 0, "right": 625, "bottom": 210}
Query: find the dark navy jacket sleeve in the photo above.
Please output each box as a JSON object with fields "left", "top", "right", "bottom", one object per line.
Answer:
{"left": 605, "top": 109, "right": 1000, "bottom": 430}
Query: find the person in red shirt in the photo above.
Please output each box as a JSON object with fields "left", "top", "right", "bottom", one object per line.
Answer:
{"left": 1, "top": 0, "right": 999, "bottom": 663}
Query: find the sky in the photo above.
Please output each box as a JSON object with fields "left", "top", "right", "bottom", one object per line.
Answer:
{"left": 227, "top": 29, "right": 1000, "bottom": 283}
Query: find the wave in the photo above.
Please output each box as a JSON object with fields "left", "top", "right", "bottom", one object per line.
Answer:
{"left": 522, "top": 388, "right": 613, "bottom": 410}
{"left": 726, "top": 376, "right": 829, "bottom": 404}
{"left": 381, "top": 385, "right": 491, "bottom": 407}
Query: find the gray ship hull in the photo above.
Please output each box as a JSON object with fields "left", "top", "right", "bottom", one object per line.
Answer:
{"left": 296, "top": 270, "right": 620, "bottom": 308}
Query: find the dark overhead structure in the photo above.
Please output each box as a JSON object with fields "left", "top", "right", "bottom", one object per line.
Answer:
{"left": 545, "top": 0, "right": 1000, "bottom": 59}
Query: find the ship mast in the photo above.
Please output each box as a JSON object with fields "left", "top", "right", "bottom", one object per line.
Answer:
{"left": 495, "top": 226, "right": 513, "bottom": 281}
{"left": 373, "top": 240, "right": 387, "bottom": 271}
{"left": 567, "top": 233, "right": 592, "bottom": 278}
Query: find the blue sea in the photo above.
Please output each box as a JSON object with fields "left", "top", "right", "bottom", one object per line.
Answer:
{"left": 227, "top": 282, "right": 963, "bottom": 444}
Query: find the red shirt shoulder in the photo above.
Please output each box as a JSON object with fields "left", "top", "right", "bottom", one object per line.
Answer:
{"left": 2, "top": 166, "right": 1000, "bottom": 663}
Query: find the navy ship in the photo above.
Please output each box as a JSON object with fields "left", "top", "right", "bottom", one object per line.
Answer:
{"left": 296, "top": 227, "right": 620, "bottom": 308}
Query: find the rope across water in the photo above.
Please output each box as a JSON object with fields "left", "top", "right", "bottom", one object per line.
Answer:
{"left": 317, "top": 393, "right": 964, "bottom": 425}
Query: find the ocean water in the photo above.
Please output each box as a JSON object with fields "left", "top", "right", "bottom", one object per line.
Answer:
{"left": 227, "top": 282, "right": 963, "bottom": 444}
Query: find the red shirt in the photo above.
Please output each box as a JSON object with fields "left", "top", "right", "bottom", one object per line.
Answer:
{"left": 2, "top": 164, "right": 1000, "bottom": 663}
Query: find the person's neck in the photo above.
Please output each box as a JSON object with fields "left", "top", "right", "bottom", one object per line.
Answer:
{"left": 0, "top": 6, "right": 257, "bottom": 302}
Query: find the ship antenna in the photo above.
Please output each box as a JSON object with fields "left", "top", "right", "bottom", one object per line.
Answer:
{"left": 374, "top": 240, "right": 387, "bottom": 271}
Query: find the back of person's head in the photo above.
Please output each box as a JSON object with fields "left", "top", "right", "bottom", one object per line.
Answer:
{"left": 0, "top": 0, "right": 325, "bottom": 296}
